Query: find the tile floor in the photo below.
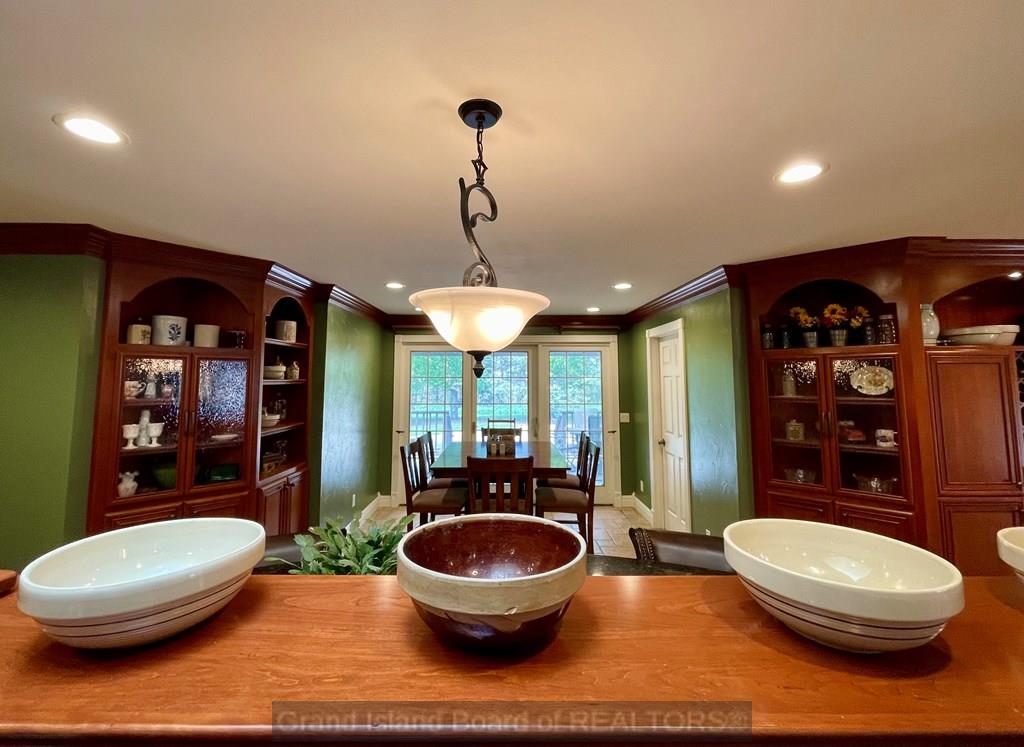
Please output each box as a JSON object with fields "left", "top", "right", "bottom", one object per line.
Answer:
{"left": 372, "top": 504, "right": 651, "bottom": 558}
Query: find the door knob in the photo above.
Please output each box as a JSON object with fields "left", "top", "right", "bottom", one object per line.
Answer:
{"left": 658, "top": 438, "right": 666, "bottom": 446}
{"left": 395, "top": 430, "right": 406, "bottom": 434}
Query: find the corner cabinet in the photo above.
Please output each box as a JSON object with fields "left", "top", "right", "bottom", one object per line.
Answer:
{"left": 86, "top": 238, "right": 316, "bottom": 535}
{"left": 756, "top": 347, "right": 916, "bottom": 542}
{"left": 927, "top": 348, "right": 1024, "bottom": 574}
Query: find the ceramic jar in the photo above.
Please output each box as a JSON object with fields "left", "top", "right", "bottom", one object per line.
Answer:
{"left": 127, "top": 324, "right": 152, "bottom": 345}
{"left": 152, "top": 315, "right": 188, "bottom": 346}
{"left": 921, "top": 304, "right": 940, "bottom": 346}
{"left": 117, "top": 472, "right": 139, "bottom": 498}
{"left": 274, "top": 320, "right": 298, "bottom": 342}
{"left": 193, "top": 324, "right": 220, "bottom": 348}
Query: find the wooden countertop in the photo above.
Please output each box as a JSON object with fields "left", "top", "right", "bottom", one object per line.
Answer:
{"left": 2, "top": 575, "right": 1024, "bottom": 745}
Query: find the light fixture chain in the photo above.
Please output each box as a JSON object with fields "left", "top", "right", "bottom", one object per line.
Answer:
{"left": 472, "top": 118, "right": 487, "bottom": 185}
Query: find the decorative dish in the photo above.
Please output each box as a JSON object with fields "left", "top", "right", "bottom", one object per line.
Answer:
{"left": 850, "top": 365, "right": 894, "bottom": 396}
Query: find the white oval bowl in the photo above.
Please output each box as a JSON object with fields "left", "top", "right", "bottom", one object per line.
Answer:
{"left": 997, "top": 527, "right": 1024, "bottom": 583}
{"left": 18, "top": 518, "right": 265, "bottom": 648}
{"left": 724, "top": 519, "right": 964, "bottom": 653}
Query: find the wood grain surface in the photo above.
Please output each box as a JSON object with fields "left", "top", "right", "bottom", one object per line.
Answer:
{"left": 432, "top": 440, "right": 569, "bottom": 479}
{"left": 2, "top": 575, "right": 1024, "bottom": 745}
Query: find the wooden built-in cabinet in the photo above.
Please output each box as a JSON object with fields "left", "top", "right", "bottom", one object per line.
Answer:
{"left": 82, "top": 230, "right": 316, "bottom": 535}
{"left": 740, "top": 237, "right": 1024, "bottom": 572}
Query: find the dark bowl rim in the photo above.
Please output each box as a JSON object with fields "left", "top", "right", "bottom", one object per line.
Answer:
{"left": 396, "top": 513, "right": 586, "bottom": 586}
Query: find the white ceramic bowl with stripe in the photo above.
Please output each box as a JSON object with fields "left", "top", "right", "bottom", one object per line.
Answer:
{"left": 997, "top": 527, "right": 1024, "bottom": 582}
{"left": 724, "top": 519, "right": 964, "bottom": 653}
{"left": 18, "top": 518, "right": 265, "bottom": 648}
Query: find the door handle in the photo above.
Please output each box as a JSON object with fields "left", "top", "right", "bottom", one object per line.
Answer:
{"left": 607, "top": 430, "right": 617, "bottom": 435}
{"left": 658, "top": 438, "right": 666, "bottom": 446}
{"left": 395, "top": 430, "right": 405, "bottom": 434}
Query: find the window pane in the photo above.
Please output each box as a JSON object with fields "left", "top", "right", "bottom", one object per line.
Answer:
{"left": 409, "top": 351, "right": 463, "bottom": 454}
{"left": 475, "top": 351, "right": 529, "bottom": 440}
{"left": 548, "top": 350, "right": 605, "bottom": 485}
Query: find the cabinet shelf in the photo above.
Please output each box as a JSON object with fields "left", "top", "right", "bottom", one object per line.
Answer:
{"left": 261, "top": 421, "right": 306, "bottom": 437}
{"left": 196, "top": 438, "right": 245, "bottom": 451}
{"left": 120, "top": 443, "right": 178, "bottom": 455}
{"left": 769, "top": 395, "right": 818, "bottom": 403}
{"left": 264, "top": 338, "right": 309, "bottom": 349}
{"left": 839, "top": 443, "right": 901, "bottom": 455}
{"left": 772, "top": 438, "right": 821, "bottom": 449}
{"left": 123, "top": 398, "right": 177, "bottom": 407}
{"left": 260, "top": 460, "right": 303, "bottom": 482}
{"left": 835, "top": 396, "right": 896, "bottom": 406}
{"left": 262, "top": 379, "right": 307, "bottom": 386}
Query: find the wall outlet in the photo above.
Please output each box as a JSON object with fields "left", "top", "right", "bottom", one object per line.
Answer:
{"left": 639, "top": 479, "right": 645, "bottom": 493}
{"left": 705, "top": 529, "right": 711, "bottom": 536}
{"left": 619, "top": 412, "right": 630, "bottom": 423}
{"left": 351, "top": 493, "right": 357, "bottom": 508}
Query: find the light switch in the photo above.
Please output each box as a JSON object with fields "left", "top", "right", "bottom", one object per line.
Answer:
{"left": 619, "top": 412, "right": 630, "bottom": 423}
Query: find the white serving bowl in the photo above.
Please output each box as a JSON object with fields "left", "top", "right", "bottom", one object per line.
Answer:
{"left": 943, "top": 324, "right": 1019, "bottom": 346}
{"left": 18, "top": 518, "right": 265, "bottom": 648}
{"left": 997, "top": 527, "right": 1024, "bottom": 583}
{"left": 724, "top": 519, "right": 964, "bottom": 653}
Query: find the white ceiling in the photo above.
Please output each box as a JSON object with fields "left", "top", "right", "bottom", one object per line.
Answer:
{"left": 2, "top": 1, "right": 1023, "bottom": 314}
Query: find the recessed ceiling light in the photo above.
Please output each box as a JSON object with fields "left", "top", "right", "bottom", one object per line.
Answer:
{"left": 775, "top": 162, "right": 828, "bottom": 184}
{"left": 414, "top": 306, "right": 423, "bottom": 312}
{"left": 613, "top": 282, "right": 632, "bottom": 291}
{"left": 53, "top": 114, "right": 125, "bottom": 144}
{"left": 385, "top": 281, "right": 405, "bottom": 290}
{"left": 586, "top": 306, "right": 600, "bottom": 313}
{"left": 1009, "top": 271, "right": 1022, "bottom": 280}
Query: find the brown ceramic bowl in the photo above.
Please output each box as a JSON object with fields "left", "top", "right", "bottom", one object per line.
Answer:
{"left": 397, "top": 514, "right": 586, "bottom": 653}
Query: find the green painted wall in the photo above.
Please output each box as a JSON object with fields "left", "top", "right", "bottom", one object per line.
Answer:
{"left": 618, "top": 288, "right": 754, "bottom": 536}
{"left": 309, "top": 302, "right": 391, "bottom": 527}
{"left": 0, "top": 254, "right": 104, "bottom": 569}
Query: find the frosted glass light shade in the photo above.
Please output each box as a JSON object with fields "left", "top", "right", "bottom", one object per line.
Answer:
{"left": 408, "top": 286, "right": 550, "bottom": 353}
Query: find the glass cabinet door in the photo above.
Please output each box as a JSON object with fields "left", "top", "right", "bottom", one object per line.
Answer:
{"left": 766, "top": 358, "right": 824, "bottom": 486}
{"left": 190, "top": 357, "right": 249, "bottom": 489}
{"left": 118, "top": 356, "right": 184, "bottom": 497}
{"left": 829, "top": 356, "right": 903, "bottom": 497}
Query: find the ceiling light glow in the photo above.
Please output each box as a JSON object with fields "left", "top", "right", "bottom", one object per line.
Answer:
{"left": 1009, "top": 271, "right": 1022, "bottom": 280}
{"left": 53, "top": 114, "right": 124, "bottom": 144}
{"left": 587, "top": 307, "right": 600, "bottom": 313}
{"left": 613, "top": 282, "right": 632, "bottom": 291}
{"left": 776, "top": 162, "right": 827, "bottom": 184}
{"left": 385, "top": 281, "right": 405, "bottom": 289}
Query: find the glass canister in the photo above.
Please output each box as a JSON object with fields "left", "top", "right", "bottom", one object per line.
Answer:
{"left": 862, "top": 317, "right": 877, "bottom": 345}
{"left": 878, "top": 314, "right": 897, "bottom": 344}
{"left": 785, "top": 420, "right": 806, "bottom": 441}
{"left": 761, "top": 323, "right": 776, "bottom": 350}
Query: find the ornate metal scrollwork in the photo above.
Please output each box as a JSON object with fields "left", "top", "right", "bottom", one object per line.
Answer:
{"left": 460, "top": 176, "right": 498, "bottom": 287}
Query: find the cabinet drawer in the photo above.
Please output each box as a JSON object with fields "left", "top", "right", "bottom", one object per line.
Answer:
{"left": 766, "top": 492, "right": 833, "bottom": 523}
{"left": 105, "top": 501, "right": 182, "bottom": 530}
{"left": 835, "top": 501, "right": 915, "bottom": 543}
{"left": 184, "top": 493, "right": 246, "bottom": 518}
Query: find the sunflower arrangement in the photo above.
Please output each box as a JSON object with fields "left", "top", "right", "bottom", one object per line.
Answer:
{"left": 849, "top": 305, "right": 870, "bottom": 329}
{"left": 789, "top": 306, "right": 819, "bottom": 330}
{"left": 821, "top": 303, "right": 849, "bottom": 329}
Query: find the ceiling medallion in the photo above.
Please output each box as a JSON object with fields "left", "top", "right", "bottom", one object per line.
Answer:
{"left": 409, "top": 99, "right": 549, "bottom": 377}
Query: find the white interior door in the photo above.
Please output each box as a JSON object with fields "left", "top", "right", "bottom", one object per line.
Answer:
{"left": 650, "top": 327, "right": 691, "bottom": 532}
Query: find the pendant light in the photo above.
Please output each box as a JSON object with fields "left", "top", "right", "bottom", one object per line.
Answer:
{"left": 409, "top": 99, "right": 550, "bottom": 377}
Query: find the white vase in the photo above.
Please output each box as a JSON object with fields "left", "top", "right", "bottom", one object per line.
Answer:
{"left": 921, "top": 304, "right": 940, "bottom": 346}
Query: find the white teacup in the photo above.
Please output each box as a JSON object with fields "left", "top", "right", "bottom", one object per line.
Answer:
{"left": 875, "top": 429, "right": 897, "bottom": 448}
{"left": 148, "top": 422, "right": 165, "bottom": 447}
{"left": 122, "top": 424, "right": 140, "bottom": 449}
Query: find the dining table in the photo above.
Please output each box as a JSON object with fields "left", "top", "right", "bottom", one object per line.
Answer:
{"left": 430, "top": 439, "right": 569, "bottom": 480}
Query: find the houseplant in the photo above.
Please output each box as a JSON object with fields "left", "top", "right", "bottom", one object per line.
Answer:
{"left": 790, "top": 306, "right": 820, "bottom": 348}
{"left": 273, "top": 512, "right": 413, "bottom": 575}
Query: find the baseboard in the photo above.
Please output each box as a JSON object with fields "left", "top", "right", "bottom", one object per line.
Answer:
{"left": 629, "top": 494, "right": 654, "bottom": 524}
{"left": 360, "top": 493, "right": 389, "bottom": 524}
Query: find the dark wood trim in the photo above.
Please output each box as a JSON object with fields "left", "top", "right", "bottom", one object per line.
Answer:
{"left": 316, "top": 283, "right": 390, "bottom": 325}
{"left": 387, "top": 313, "right": 627, "bottom": 332}
{"left": 624, "top": 265, "right": 741, "bottom": 325}
{"left": 267, "top": 264, "right": 314, "bottom": 295}
{"left": 0, "top": 223, "right": 109, "bottom": 257}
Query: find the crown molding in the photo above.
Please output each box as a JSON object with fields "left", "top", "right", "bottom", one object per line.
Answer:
{"left": 267, "top": 263, "right": 315, "bottom": 295}
{"left": 624, "top": 265, "right": 740, "bottom": 325}
{"left": 318, "top": 283, "right": 389, "bottom": 324}
{"left": 0, "top": 223, "right": 109, "bottom": 258}
{"left": 906, "top": 237, "right": 1024, "bottom": 263}
{"left": 387, "top": 313, "right": 627, "bottom": 332}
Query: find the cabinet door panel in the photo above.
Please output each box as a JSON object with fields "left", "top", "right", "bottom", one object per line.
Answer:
{"left": 835, "top": 502, "right": 915, "bottom": 542}
{"left": 940, "top": 500, "right": 1021, "bottom": 575}
{"left": 285, "top": 471, "right": 308, "bottom": 535}
{"left": 929, "top": 354, "right": 1023, "bottom": 495}
{"left": 105, "top": 502, "right": 182, "bottom": 530}
{"left": 259, "top": 479, "right": 288, "bottom": 536}
{"left": 766, "top": 492, "right": 833, "bottom": 523}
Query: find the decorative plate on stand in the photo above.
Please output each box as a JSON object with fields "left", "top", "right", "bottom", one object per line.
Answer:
{"left": 850, "top": 366, "right": 894, "bottom": 396}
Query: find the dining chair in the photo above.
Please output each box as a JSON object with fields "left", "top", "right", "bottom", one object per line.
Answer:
{"left": 466, "top": 456, "right": 535, "bottom": 514}
{"left": 480, "top": 418, "right": 520, "bottom": 443}
{"left": 534, "top": 440, "right": 600, "bottom": 553}
{"left": 538, "top": 431, "right": 587, "bottom": 489}
{"left": 418, "top": 432, "right": 466, "bottom": 489}
{"left": 399, "top": 440, "right": 468, "bottom": 530}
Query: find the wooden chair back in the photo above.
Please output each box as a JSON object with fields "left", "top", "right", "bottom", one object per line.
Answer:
{"left": 466, "top": 456, "right": 534, "bottom": 514}
{"left": 580, "top": 440, "right": 601, "bottom": 506}
{"left": 399, "top": 440, "right": 428, "bottom": 503}
{"left": 572, "top": 431, "right": 588, "bottom": 480}
{"left": 481, "top": 418, "right": 520, "bottom": 443}
{"left": 416, "top": 433, "right": 435, "bottom": 484}
{"left": 422, "top": 431, "right": 437, "bottom": 464}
